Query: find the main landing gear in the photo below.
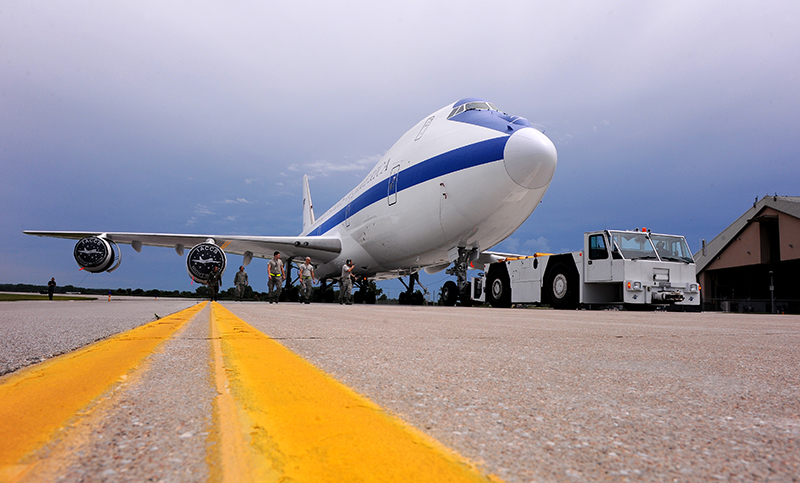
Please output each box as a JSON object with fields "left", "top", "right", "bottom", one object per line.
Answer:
{"left": 398, "top": 273, "right": 428, "bottom": 305}
{"left": 353, "top": 277, "right": 378, "bottom": 304}
{"left": 313, "top": 277, "right": 377, "bottom": 304}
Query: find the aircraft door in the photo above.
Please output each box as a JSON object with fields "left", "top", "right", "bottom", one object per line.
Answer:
{"left": 585, "top": 233, "right": 612, "bottom": 281}
{"left": 388, "top": 165, "right": 400, "bottom": 205}
{"left": 345, "top": 203, "right": 351, "bottom": 227}
{"left": 438, "top": 180, "right": 451, "bottom": 240}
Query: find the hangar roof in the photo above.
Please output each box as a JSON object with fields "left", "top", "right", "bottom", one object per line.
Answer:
{"left": 694, "top": 196, "right": 800, "bottom": 272}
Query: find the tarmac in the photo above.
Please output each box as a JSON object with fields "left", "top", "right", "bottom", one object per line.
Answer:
{"left": 0, "top": 298, "right": 798, "bottom": 482}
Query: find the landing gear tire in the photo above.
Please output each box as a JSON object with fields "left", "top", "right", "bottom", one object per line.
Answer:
{"left": 546, "top": 262, "right": 578, "bottom": 310}
{"left": 399, "top": 291, "right": 423, "bottom": 305}
{"left": 459, "top": 281, "right": 472, "bottom": 307}
{"left": 442, "top": 281, "right": 458, "bottom": 306}
{"left": 487, "top": 268, "right": 511, "bottom": 308}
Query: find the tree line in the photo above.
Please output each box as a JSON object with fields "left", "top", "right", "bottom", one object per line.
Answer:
{"left": 0, "top": 283, "right": 393, "bottom": 303}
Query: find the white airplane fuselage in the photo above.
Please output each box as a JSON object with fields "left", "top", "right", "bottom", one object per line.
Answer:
{"left": 302, "top": 98, "right": 557, "bottom": 280}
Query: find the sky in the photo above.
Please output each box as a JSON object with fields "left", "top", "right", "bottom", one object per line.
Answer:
{"left": 2, "top": 0, "right": 799, "bottom": 299}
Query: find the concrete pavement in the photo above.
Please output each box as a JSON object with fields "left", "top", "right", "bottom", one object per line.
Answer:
{"left": 0, "top": 300, "right": 797, "bottom": 482}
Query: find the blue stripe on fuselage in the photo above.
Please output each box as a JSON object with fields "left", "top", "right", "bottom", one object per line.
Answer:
{"left": 311, "top": 136, "right": 509, "bottom": 236}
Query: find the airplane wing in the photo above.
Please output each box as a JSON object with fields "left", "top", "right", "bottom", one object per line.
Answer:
{"left": 23, "top": 231, "right": 342, "bottom": 263}
{"left": 423, "top": 250, "right": 544, "bottom": 276}
{"left": 476, "top": 251, "right": 522, "bottom": 264}
{"left": 474, "top": 250, "right": 553, "bottom": 266}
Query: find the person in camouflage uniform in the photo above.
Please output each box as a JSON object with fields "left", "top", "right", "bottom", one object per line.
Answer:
{"left": 207, "top": 266, "right": 222, "bottom": 302}
{"left": 234, "top": 266, "right": 249, "bottom": 301}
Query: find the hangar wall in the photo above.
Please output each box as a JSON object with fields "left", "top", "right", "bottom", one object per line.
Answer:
{"left": 780, "top": 211, "right": 800, "bottom": 262}
{"left": 696, "top": 196, "right": 800, "bottom": 314}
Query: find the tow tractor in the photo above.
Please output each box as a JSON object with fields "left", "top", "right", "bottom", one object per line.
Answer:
{"left": 472, "top": 229, "right": 700, "bottom": 310}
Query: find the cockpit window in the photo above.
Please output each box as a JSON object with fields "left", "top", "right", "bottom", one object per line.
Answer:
{"left": 448, "top": 101, "right": 500, "bottom": 119}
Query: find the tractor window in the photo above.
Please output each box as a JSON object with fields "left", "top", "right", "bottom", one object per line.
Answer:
{"left": 610, "top": 231, "right": 658, "bottom": 260}
{"left": 588, "top": 234, "right": 608, "bottom": 260}
{"left": 650, "top": 234, "right": 694, "bottom": 263}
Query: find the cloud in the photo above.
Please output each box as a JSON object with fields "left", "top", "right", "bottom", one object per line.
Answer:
{"left": 303, "top": 154, "right": 382, "bottom": 178}
{"left": 220, "top": 198, "right": 253, "bottom": 204}
{"left": 523, "top": 236, "right": 552, "bottom": 253}
{"left": 194, "top": 205, "right": 214, "bottom": 215}
{"left": 185, "top": 204, "right": 215, "bottom": 226}
{"left": 496, "top": 236, "right": 552, "bottom": 255}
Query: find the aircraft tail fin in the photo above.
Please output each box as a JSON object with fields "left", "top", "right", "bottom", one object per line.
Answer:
{"left": 302, "top": 174, "right": 315, "bottom": 232}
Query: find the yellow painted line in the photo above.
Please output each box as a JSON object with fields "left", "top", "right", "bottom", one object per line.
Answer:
{"left": 209, "top": 302, "right": 502, "bottom": 483}
{"left": 209, "top": 305, "right": 269, "bottom": 482}
{"left": 0, "top": 302, "right": 206, "bottom": 481}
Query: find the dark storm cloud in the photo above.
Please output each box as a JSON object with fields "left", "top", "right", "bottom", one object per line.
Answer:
{"left": 2, "top": 0, "right": 798, "bottom": 294}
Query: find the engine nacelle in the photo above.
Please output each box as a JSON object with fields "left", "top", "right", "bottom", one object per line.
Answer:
{"left": 74, "top": 236, "right": 120, "bottom": 273}
{"left": 186, "top": 242, "right": 227, "bottom": 284}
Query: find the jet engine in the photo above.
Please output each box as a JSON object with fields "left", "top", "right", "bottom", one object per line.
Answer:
{"left": 186, "top": 242, "right": 227, "bottom": 283}
{"left": 74, "top": 236, "right": 121, "bottom": 273}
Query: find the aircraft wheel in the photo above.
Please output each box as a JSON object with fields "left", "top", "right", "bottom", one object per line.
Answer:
{"left": 459, "top": 281, "right": 473, "bottom": 307}
{"left": 441, "top": 281, "right": 458, "bottom": 306}
{"left": 487, "top": 267, "right": 511, "bottom": 308}
{"left": 546, "top": 262, "right": 578, "bottom": 309}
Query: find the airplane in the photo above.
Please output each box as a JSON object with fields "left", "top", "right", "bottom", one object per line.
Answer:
{"left": 25, "top": 97, "right": 557, "bottom": 306}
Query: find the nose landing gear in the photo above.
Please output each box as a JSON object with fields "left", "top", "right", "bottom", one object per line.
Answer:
{"left": 442, "top": 247, "right": 476, "bottom": 306}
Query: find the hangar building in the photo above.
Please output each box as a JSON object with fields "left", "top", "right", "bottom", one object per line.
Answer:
{"left": 694, "top": 196, "right": 800, "bottom": 313}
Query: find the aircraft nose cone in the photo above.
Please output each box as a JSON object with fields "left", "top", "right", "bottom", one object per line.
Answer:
{"left": 503, "top": 128, "right": 557, "bottom": 189}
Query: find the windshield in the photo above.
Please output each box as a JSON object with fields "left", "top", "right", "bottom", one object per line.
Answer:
{"left": 448, "top": 101, "right": 500, "bottom": 119}
{"left": 610, "top": 232, "right": 657, "bottom": 260}
{"left": 650, "top": 234, "right": 694, "bottom": 263}
{"left": 610, "top": 231, "right": 694, "bottom": 263}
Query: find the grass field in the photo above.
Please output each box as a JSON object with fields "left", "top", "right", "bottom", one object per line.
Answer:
{"left": 0, "top": 293, "right": 97, "bottom": 302}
